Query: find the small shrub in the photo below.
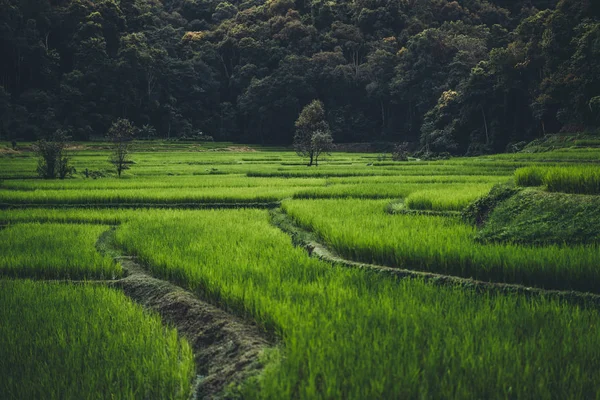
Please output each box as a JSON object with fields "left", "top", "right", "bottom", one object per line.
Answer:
{"left": 392, "top": 143, "right": 410, "bottom": 161}
{"left": 32, "top": 130, "right": 75, "bottom": 179}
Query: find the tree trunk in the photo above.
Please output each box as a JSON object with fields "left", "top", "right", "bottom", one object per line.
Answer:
{"left": 380, "top": 99, "right": 386, "bottom": 133}
{"left": 481, "top": 105, "right": 489, "bottom": 145}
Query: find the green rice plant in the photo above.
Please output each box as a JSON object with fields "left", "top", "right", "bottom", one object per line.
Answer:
{"left": 490, "top": 148, "right": 600, "bottom": 162}
{"left": 0, "top": 187, "right": 298, "bottom": 205}
{"left": 0, "top": 223, "right": 120, "bottom": 279}
{"left": 327, "top": 175, "right": 509, "bottom": 185}
{"left": 0, "top": 175, "right": 326, "bottom": 191}
{"left": 282, "top": 199, "right": 600, "bottom": 292}
{"left": 514, "top": 166, "right": 547, "bottom": 187}
{"left": 293, "top": 182, "right": 496, "bottom": 201}
{"left": 404, "top": 184, "right": 494, "bottom": 211}
{"left": 113, "top": 209, "right": 600, "bottom": 399}
{"left": 574, "top": 139, "right": 600, "bottom": 147}
{"left": 515, "top": 166, "right": 600, "bottom": 194}
{"left": 0, "top": 280, "right": 194, "bottom": 399}
{"left": 0, "top": 208, "right": 138, "bottom": 224}
{"left": 543, "top": 166, "right": 600, "bottom": 194}
{"left": 293, "top": 183, "right": 423, "bottom": 199}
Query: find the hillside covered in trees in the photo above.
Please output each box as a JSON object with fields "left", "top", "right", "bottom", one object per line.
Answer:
{"left": 1, "top": 0, "right": 599, "bottom": 154}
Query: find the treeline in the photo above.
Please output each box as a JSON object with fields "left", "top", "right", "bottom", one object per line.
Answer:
{"left": 1, "top": 0, "right": 599, "bottom": 154}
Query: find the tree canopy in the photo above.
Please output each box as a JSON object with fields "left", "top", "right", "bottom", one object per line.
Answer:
{"left": 1, "top": 0, "right": 598, "bottom": 154}
{"left": 294, "top": 99, "right": 333, "bottom": 165}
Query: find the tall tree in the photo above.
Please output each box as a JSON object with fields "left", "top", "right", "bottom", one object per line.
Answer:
{"left": 294, "top": 100, "right": 333, "bottom": 166}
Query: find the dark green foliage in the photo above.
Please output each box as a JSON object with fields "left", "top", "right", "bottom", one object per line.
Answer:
{"left": 477, "top": 189, "right": 600, "bottom": 245}
{"left": 0, "top": 0, "right": 598, "bottom": 150}
{"left": 462, "top": 184, "right": 519, "bottom": 226}
{"left": 32, "top": 130, "right": 74, "bottom": 179}
{"left": 391, "top": 142, "right": 410, "bottom": 161}
{"left": 294, "top": 100, "right": 333, "bottom": 166}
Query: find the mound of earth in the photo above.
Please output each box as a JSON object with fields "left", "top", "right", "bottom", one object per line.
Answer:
{"left": 475, "top": 189, "right": 600, "bottom": 245}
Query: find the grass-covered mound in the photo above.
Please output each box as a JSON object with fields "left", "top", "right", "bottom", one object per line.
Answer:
{"left": 476, "top": 189, "right": 600, "bottom": 246}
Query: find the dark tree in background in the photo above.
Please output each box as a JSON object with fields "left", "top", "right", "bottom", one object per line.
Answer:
{"left": 294, "top": 100, "right": 333, "bottom": 166}
{"left": 33, "top": 130, "right": 74, "bottom": 179}
{"left": 106, "top": 119, "right": 136, "bottom": 178}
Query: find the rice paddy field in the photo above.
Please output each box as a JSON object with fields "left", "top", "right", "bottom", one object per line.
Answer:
{"left": 2, "top": 140, "right": 600, "bottom": 399}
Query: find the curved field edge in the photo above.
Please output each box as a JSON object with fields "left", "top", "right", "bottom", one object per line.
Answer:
{"left": 270, "top": 208, "right": 600, "bottom": 307}
{"left": 0, "top": 279, "right": 195, "bottom": 400}
{"left": 111, "top": 208, "right": 600, "bottom": 399}
{"left": 280, "top": 199, "right": 600, "bottom": 293}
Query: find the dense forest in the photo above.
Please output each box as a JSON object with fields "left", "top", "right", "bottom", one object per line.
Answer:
{"left": 1, "top": 0, "right": 599, "bottom": 153}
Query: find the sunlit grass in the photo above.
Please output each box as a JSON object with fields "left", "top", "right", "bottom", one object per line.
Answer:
{"left": 0, "top": 223, "right": 120, "bottom": 279}
{"left": 0, "top": 187, "right": 297, "bottom": 205}
{"left": 516, "top": 166, "right": 600, "bottom": 194}
{"left": 404, "top": 184, "right": 494, "bottom": 211}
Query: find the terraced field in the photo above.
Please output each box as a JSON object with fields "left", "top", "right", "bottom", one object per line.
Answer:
{"left": 2, "top": 141, "right": 600, "bottom": 399}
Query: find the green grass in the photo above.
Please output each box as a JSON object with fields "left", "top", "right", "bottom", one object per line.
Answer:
{"left": 515, "top": 166, "right": 600, "bottom": 194}
{"left": 515, "top": 166, "right": 546, "bottom": 187}
{"left": 282, "top": 199, "right": 600, "bottom": 292}
{"left": 404, "top": 184, "right": 494, "bottom": 211}
{"left": 110, "top": 208, "right": 600, "bottom": 399}
{"left": 0, "top": 208, "right": 138, "bottom": 224}
{"left": 0, "top": 175, "right": 326, "bottom": 190}
{"left": 0, "top": 223, "right": 121, "bottom": 279}
{"left": 0, "top": 280, "right": 195, "bottom": 399}
{"left": 0, "top": 187, "right": 297, "bottom": 205}
{"left": 544, "top": 166, "right": 600, "bottom": 194}
{"left": 293, "top": 183, "right": 423, "bottom": 199}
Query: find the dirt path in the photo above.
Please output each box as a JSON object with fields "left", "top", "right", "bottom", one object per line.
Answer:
{"left": 270, "top": 208, "right": 600, "bottom": 308}
{"left": 97, "top": 229, "right": 271, "bottom": 399}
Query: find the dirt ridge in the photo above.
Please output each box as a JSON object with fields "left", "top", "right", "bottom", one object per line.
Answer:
{"left": 97, "top": 230, "right": 271, "bottom": 399}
